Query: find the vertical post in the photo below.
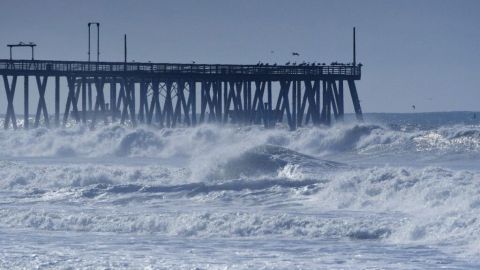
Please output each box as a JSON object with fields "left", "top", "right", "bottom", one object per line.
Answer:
{"left": 24, "top": 76, "right": 29, "bottom": 129}
{"left": 353, "top": 27, "right": 356, "bottom": 66}
{"left": 82, "top": 78, "right": 87, "bottom": 123}
{"left": 88, "top": 82, "right": 93, "bottom": 112}
{"left": 316, "top": 80, "right": 321, "bottom": 124}
{"left": 124, "top": 34, "right": 127, "bottom": 63}
{"left": 55, "top": 76, "right": 60, "bottom": 127}
{"left": 110, "top": 82, "right": 117, "bottom": 121}
{"left": 191, "top": 81, "right": 196, "bottom": 126}
{"left": 97, "top": 23, "right": 100, "bottom": 62}
{"left": 348, "top": 80, "right": 363, "bottom": 120}
{"left": 297, "top": 81, "right": 301, "bottom": 126}
{"left": 247, "top": 81, "right": 252, "bottom": 123}
{"left": 31, "top": 46, "right": 34, "bottom": 60}
{"left": 338, "top": 80, "right": 344, "bottom": 120}
{"left": 9, "top": 46, "right": 12, "bottom": 60}
{"left": 268, "top": 80, "right": 272, "bottom": 127}
{"left": 88, "top": 23, "right": 91, "bottom": 62}
{"left": 292, "top": 80, "right": 297, "bottom": 130}
{"left": 223, "top": 81, "right": 228, "bottom": 122}
{"left": 131, "top": 81, "right": 136, "bottom": 122}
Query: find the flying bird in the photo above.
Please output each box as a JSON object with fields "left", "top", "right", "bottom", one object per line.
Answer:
{"left": 412, "top": 105, "right": 416, "bottom": 110}
{"left": 292, "top": 52, "right": 300, "bottom": 56}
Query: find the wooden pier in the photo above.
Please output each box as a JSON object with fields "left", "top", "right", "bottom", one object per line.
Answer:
{"left": 0, "top": 59, "right": 363, "bottom": 130}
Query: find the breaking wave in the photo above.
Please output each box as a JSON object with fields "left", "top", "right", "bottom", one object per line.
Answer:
{"left": 1, "top": 117, "right": 480, "bottom": 262}
{"left": 0, "top": 122, "right": 479, "bottom": 161}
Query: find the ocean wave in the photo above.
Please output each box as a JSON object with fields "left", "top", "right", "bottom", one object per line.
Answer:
{"left": 0, "top": 208, "right": 395, "bottom": 239}
{"left": 0, "top": 122, "right": 479, "bottom": 161}
{"left": 2, "top": 158, "right": 480, "bottom": 251}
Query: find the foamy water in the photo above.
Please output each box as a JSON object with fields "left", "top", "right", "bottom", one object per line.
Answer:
{"left": 1, "top": 112, "right": 480, "bottom": 269}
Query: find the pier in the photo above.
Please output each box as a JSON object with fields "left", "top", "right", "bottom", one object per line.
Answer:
{"left": 0, "top": 60, "right": 362, "bottom": 130}
{"left": 0, "top": 27, "right": 363, "bottom": 130}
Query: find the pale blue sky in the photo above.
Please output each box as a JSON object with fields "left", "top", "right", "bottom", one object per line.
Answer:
{"left": 0, "top": 0, "right": 479, "bottom": 112}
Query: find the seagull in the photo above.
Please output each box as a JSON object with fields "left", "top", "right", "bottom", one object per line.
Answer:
{"left": 286, "top": 61, "right": 290, "bottom": 66}
{"left": 412, "top": 105, "right": 416, "bottom": 110}
{"left": 292, "top": 52, "right": 300, "bottom": 56}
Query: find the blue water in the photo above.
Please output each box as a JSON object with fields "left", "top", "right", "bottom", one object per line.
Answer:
{"left": 0, "top": 112, "right": 479, "bottom": 269}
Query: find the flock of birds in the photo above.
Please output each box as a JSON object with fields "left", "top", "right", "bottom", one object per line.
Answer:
{"left": 255, "top": 61, "right": 360, "bottom": 67}
{"left": 253, "top": 51, "right": 361, "bottom": 67}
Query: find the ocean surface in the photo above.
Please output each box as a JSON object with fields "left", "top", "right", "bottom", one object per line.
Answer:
{"left": 1, "top": 111, "right": 479, "bottom": 269}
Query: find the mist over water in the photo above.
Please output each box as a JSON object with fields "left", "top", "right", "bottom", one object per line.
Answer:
{"left": 1, "top": 112, "right": 480, "bottom": 269}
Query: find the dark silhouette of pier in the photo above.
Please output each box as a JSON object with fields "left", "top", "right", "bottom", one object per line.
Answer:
{"left": 0, "top": 29, "right": 363, "bottom": 130}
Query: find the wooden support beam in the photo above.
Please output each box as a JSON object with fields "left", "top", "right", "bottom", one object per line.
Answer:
{"left": 131, "top": 81, "right": 136, "bottom": 124}
{"left": 190, "top": 81, "right": 196, "bottom": 126}
{"left": 267, "top": 80, "right": 272, "bottom": 127}
{"left": 163, "top": 81, "right": 174, "bottom": 127}
{"left": 296, "top": 81, "right": 302, "bottom": 127}
{"left": 211, "top": 81, "right": 221, "bottom": 123}
{"left": 321, "top": 80, "right": 330, "bottom": 125}
{"left": 34, "top": 76, "right": 49, "bottom": 128}
{"left": 24, "top": 76, "right": 29, "bottom": 129}
{"left": 200, "top": 81, "right": 207, "bottom": 123}
{"left": 173, "top": 80, "right": 184, "bottom": 127}
{"left": 292, "top": 80, "right": 297, "bottom": 130}
{"left": 223, "top": 81, "right": 228, "bottom": 123}
{"left": 329, "top": 81, "right": 339, "bottom": 119}
{"left": 117, "top": 82, "right": 126, "bottom": 119}
{"left": 348, "top": 80, "right": 363, "bottom": 120}
{"left": 81, "top": 78, "right": 87, "bottom": 124}
{"left": 147, "top": 78, "right": 161, "bottom": 126}
{"left": 200, "top": 81, "right": 215, "bottom": 123}
{"left": 301, "top": 80, "right": 318, "bottom": 125}
{"left": 178, "top": 80, "right": 191, "bottom": 126}
{"left": 64, "top": 76, "right": 80, "bottom": 125}
{"left": 88, "top": 82, "right": 93, "bottom": 112}
{"left": 315, "top": 79, "right": 321, "bottom": 125}
{"left": 55, "top": 76, "right": 60, "bottom": 127}
{"left": 3, "top": 75, "right": 18, "bottom": 129}
{"left": 251, "top": 80, "right": 266, "bottom": 124}
{"left": 138, "top": 81, "right": 149, "bottom": 124}
{"left": 224, "top": 81, "right": 234, "bottom": 122}
{"left": 91, "top": 77, "right": 107, "bottom": 127}
{"left": 120, "top": 78, "right": 136, "bottom": 125}
{"left": 275, "top": 81, "right": 293, "bottom": 129}
{"left": 110, "top": 81, "right": 117, "bottom": 122}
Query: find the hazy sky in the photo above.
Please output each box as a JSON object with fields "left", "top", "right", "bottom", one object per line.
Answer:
{"left": 0, "top": 0, "right": 479, "bottom": 112}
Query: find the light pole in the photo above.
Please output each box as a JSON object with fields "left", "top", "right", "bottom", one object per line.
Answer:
{"left": 88, "top": 22, "right": 100, "bottom": 62}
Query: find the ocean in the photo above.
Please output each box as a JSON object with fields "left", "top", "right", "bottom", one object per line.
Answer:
{"left": 0, "top": 111, "right": 479, "bottom": 269}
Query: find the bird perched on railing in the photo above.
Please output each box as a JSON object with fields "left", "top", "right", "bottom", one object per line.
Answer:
{"left": 285, "top": 62, "right": 290, "bottom": 66}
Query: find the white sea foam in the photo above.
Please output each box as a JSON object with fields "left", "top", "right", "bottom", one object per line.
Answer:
{"left": 1, "top": 118, "right": 480, "bottom": 268}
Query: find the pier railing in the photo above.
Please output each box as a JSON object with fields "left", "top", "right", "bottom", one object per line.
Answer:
{"left": 0, "top": 59, "right": 361, "bottom": 78}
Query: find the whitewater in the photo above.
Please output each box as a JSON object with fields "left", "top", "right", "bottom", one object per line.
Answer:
{"left": 1, "top": 111, "right": 480, "bottom": 269}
